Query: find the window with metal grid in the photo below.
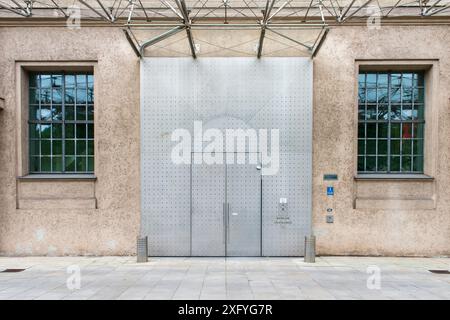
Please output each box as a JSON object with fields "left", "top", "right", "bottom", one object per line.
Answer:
{"left": 358, "top": 72, "right": 424, "bottom": 173}
{"left": 28, "top": 73, "right": 94, "bottom": 173}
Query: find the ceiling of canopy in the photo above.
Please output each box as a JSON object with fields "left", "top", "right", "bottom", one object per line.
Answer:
{"left": 1, "top": 0, "right": 449, "bottom": 20}
{"left": 1, "top": 1, "right": 449, "bottom": 57}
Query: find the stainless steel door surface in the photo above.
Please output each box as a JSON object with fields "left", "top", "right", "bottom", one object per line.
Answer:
{"left": 191, "top": 158, "right": 226, "bottom": 256}
{"left": 226, "top": 153, "right": 262, "bottom": 256}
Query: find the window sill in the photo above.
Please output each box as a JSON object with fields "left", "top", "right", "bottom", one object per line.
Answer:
{"left": 17, "top": 174, "right": 97, "bottom": 181}
{"left": 355, "top": 174, "right": 434, "bottom": 181}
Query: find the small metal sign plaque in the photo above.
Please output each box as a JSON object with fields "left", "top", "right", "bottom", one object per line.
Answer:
{"left": 323, "top": 174, "right": 338, "bottom": 181}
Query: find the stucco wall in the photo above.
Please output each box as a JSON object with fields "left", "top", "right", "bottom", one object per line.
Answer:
{"left": 312, "top": 25, "right": 450, "bottom": 256}
{"left": 0, "top": 24, "right": 449, "bottom": 256}
{"left": 0, "top": 27, "right": 140, "bottom": 255}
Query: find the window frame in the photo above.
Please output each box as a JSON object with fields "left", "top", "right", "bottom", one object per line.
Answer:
{"left": 357, "top": 71, "right": 425, "bottom": 174}
{"left": 28, "top": 72, "right": 94, "bottom": 174}
{"left": 354, "top": 61, "right": 438, "bottom": 179}
{"left": 15, "top": 62, "right": 97, "bottom": 178}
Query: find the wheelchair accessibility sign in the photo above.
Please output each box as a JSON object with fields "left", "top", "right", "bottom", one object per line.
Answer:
{"left": 327, "top": 186, "right": 334, "bottom": 196}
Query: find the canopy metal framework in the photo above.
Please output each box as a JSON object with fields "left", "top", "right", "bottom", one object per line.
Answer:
{"left": 1, "top": 0, "right": 450, "bottom": 58}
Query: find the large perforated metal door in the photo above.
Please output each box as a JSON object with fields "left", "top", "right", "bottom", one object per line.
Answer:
{"left": 141, "top": 57, "right": 312, "bottom": 257}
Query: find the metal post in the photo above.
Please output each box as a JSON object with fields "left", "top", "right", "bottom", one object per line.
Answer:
{"left": 304, "top": 235, "right": 316, "bottom": 263}
{"left": 137, "top": 236, "right": 148, "bottom": 262}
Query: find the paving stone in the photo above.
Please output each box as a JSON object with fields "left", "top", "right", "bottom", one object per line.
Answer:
{"left": 0, "top": 256, "right": 448, "bottom": 300}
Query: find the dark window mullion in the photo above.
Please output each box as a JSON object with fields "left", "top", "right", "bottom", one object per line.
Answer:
{"left": 50, "top": 77, "right": 53, "bottom": 173}
{"left": 38, "top": 74, "right": 42, "bottom": 173}
{"left": 62, "top": 72, "right": 66, "bottom": 173}
{"left": 364, "top": 73, "right": 367, "bottom": 172}
{"left": 375, "top": 73, "right": 378, "bottom": 171}
{"left": 387, "top": 73, "right": 391, "bottom": 173}
{"left": 85, "top": 80, "right": 88, "bottom": 171}
{"left": 413, "top": 79, "right": 422, "bottom": 173}
{"left": 399, "top": 73, "right": 403, "bottom": 172}
{"left": 74, "top": 117, "right": 77, "bottom": 173}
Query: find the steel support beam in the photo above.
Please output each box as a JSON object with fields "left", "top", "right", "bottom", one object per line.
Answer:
{"left": 175, "top": 0, "right": 198, "bottom": 58}
{"left": 425, "top": 3, "right": 450, "bottom": 16}
{"left": 338, "top": 0, "right": 356, "bottom": 22}
{"left": 384, "top": 0, "right": 402, "bottom": 17}
{"left": 266, "top": 27, "right": 312, "bottom": 50}
{"left": 311, "top": 27, "right": 329, "bottom": 57}
{"left": 139, "top": 25, "right": 185, "bottom": 55}
{"left": 137, "top": 0, "right": 150, "bottom": 21}
{"left": 0, "top": 2, "right": 29, "bottom": 17}
{"left": 50, "top": 0, "right": 68, "bottom": 18}
{"left": 257, "top": 27, "right": 266, "bottom": 58}
{"left": 341, "top": 0, "right": 372, "bottom": 22}
{"left": 11, "top": 0, "right": 29, "bottom": 15}
{"left": 327, "top": 0, "right": 339, "bottom": 17}
{"left": 123, "top": 28, "right": 142, "bottom": 57}
{"left": 185, "top": 27, "right": 197, "bottom": 58}
{"left": 162, "top": 0, "right": 184, "bottom": 20}
{"left": 268, "top": 0, "right": 290, "bottom": 21}
{"left": 78, "top": 0, "right": 112, "bottom": 21}
{"left": 127, "top": 0, "right": 135, "bottom": 23}
{"left": 257, "top": 0, "right": 276, "bottom": 58}
{"left": 96, "top": 0, "right": 114, "bottom": 21}
{"left": 113, "top": 0, "right": 124, "bottom": 19}
{"left": 423, "top": 0, "right": 442, "bottom": 15}
{"left": 128, "top": 23, "right": 327, "bottom": 28}
{"left": 303, "top": 0, "right": 315, "bottom": 21}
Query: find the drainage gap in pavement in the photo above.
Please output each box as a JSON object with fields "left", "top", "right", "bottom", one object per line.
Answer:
{"left": 429, "top": 270, "right": 450, "bottom": 274}
{"left": 1, "top": 269, "right": 26, "bottom": 273}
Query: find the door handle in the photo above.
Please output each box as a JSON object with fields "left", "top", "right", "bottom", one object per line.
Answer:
{"left": 223, "top": 203, "right": 227, "bottom": 244}
{"left": 227, "top": 203, "right": 230, "bottom": 243}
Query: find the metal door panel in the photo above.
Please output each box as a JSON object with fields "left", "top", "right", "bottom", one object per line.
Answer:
{"left": 262, "top": 152, "right": 311, "bottom": 256}
{"left": 226, "top": 153, "right": 262, "bottom": 256}
{"left": 141, "top": 152, "right": 191, "bottom": 256}
{"left": 191, "top": 157, "right": 226, "bottom": 256}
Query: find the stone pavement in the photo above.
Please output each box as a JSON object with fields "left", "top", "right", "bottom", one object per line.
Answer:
{"left": 0, "top": 256, "right": 449, "bottom": 300}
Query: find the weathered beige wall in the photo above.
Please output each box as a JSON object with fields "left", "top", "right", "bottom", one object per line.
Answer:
{"left": 0, "top": 27, "right": 140, "bottom": 255}
{"left": 0, "top": 24, "right": 449, "bottom": 256}
{"left": 313, "top": 25, "right": 450, "bottom": 256}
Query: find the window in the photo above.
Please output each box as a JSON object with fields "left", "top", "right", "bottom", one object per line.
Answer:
{"left": 358, "top": 72, "right": 424, "bottom": 173}
{"left": 29, "top": 73, "right": 94, "bottom": 173}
